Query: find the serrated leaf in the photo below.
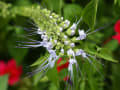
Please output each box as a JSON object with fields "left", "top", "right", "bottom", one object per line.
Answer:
{"left": 0, "top": 75, "right": 8, "bottom": 90}
{"left": 82, "top": 0, "right": 99, "bottom": 30}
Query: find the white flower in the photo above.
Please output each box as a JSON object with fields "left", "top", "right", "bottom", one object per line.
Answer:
{"left": 68, "top": 58, "right": 77, "bottom": 78}
{"left": 43, "top": 38, "right": 48, "bottom": 42}
{"left": 64, "top": 35, "right": 68, "bottom": 39}
{"left": 41, "top": 35, "right": 48, "bottom": 39}
{"left": 37, "top": 28, "right": 45, "bottom": 35}
{"left": 76, "top": 29, "right": 86, "bottom": 40}
{"left": 71, "top": 30, "right": 75, "bottom": 36}
{"left": 50, "top": 60, "right": 56, "bottom": 68}
{"left": 75, "top": 49, "right": 87, "bottom": 58}
{"left": 48, "top": 50, "right": 57, "bottom": 57}
{"left": 64, "top": 41, "right": 69, "bottom": 45}
{"left": 40, "top": 41, "right": 53, "bottom": 50}
{"left": 61, "top": 17, "right": 64, "bottom": 21}
{"left": 69, "top": 58, "right": 77, "bottom": 65}
{"left": 54, "top": 40, "right": 57, "bottom": 44}
{"left": 70, "top": 43, "right": 75, "bottom": 47}
{"left": 41, "top": 35, "right": 48, "bottom": 42}
{"left": 60, "top": 48, "right": 64, "bottom": 53}
{"left": 70, "top": 23, "right": 77, "bottom": 35}
{"left": 64, "top": 20, "right": 70, "bottom": 27}
{"left": 67, "top": 49, "right": 75, "bottom": 56}
{"left": 38, "top": 28, "right": 41, "bottom": 31}
{"left": 48, "top": 50, "right": 59, "bottom": 68}
{"left": 59, "top": 27, "right": 63, "bottom": 32}
{"left": 70, "top": 23, "right": 77, "bottom": 31}
{"left": 45, "top": 42, "right": 53, "bottom": 50}
{"left": 49, "top": 16, "right": 53, "bottom": 18}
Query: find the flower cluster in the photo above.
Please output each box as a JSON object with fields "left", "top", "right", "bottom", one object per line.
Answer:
{"left": 113, "top": 20, "right": 120, "bottom": 44}
{"left": 19, "top": 6, "right": 96, "bottom": 80}
{"left": 0, "top": 59, "right": 22, "bottom": 85}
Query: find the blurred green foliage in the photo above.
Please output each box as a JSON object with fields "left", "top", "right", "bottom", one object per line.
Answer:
{"left": 0, "top": 0, "right": 120, "bottom": 90}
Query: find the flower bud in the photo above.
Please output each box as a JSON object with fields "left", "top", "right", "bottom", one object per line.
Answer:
{"left": 70, "top": 43, "right": 75, "bottom": 47}
{"left": 64, "top": 20, "right": 70, "bottom": 27}
{"left": 64, "top": 41, "right": 69, "bottom": 45}
{"left": 61, "top": 48, "right": 64, "bottom": 53}
{"left": 70, "top": 23, "right": 77, "bottom": 31}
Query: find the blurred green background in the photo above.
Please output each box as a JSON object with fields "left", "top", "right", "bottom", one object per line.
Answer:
{"left": 0, "top": 0, "right": 120, "bottom": 90}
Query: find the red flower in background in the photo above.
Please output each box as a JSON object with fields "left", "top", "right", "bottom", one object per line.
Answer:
{"left": 56, "top": 58, "right": 70, "bottom": 82}
{"left": 63, "top": 76, "right": 70, "bottom": 81}
{"left": 114, "top": 20, "right": 120, "bottom": 34}
{"left": 0, "top": 59, "right": 22, "bottom": 86}
{"left": 57, "top": 58, "right": 69, "bottom": 73}
{"left": 0, "top": 61, "right": 8, "bottom": 75}
{"left": 112, "top": 34, "right": 120, "bottom": 44}
{"left": 113, "top": 20, "right": 120, "bottom": 44}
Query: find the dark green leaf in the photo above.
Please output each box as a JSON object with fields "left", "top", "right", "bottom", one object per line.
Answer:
{"left": 41, "top": 0, "right": 63, "bottom": 14}
{"left": 63, "top": 4, "right": 82, "bottom": 22}
{"left": 31, "top": 53, "right": 49, "bottom": 67}
{"left": 82, "top": 0, "right": 99, "bottom": 30}
{"left": 49, "top": 83, "right": 58, "bottom": 90}
{"left": 104, "top": 40, "right": 119, "bottom": 51}
{"left": 7, "top": 32, "right": 28, "bottom": 63}
{"left": 47, "top": 66, "right": 59, "bottom": 86}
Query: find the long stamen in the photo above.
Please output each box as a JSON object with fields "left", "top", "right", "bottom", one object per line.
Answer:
{"left": 86, "top": 57, "right": 103, "bottom": 77}
{"left": 76, "top": 17, "right": 82, "bottom": 25}
{"left": 18, "top": 44, "right": 42, "bottom": 48}
{"left": 87, "top": 23, "right": 112, "bottom": 35}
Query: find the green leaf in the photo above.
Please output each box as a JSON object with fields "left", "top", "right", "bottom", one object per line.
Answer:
{"left": 49, "top": 83, "right": 58, "bottom": 90}
{"left": 104, "top": 40, "right": 119, "bottom": 51}
{"left": 97, "top": 48, "right": 118, "bottom": 63}
{"left": 63, "top": 4, "right": 82, "bottom": 22}
{"left": 82, "top": 0, "right": 99, "bottom": 30}
{"left": 114, "top": 0, "right": 117, "bottom": 4}
{"left": 34, "top": 72, "right": 49, "bottom": 85}
{"left": 31, "top": 53, "right": 49, "bottom": 67}
{"left": 47, "top": 66, "right": 59, "bottom": 87}
{"left": 80, "top": 80, "right": 85, "bottom": 90}
{"left": 114, "top": 0, "right": 120, "bottom": 6}
{"left": 42, "top": 0, "right": 63, "bottom": 15}
{"left": 85, "top": 46, "right": 118, "bottom": 63}
{"left": 0, "top": 75, "right": 8, "bottom": 90}
{"left": 7, "top": 33, "right": 28, "bottom": 63}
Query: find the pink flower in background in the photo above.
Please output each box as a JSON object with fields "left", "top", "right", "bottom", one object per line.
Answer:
{"left": 0, "top": 59, "right": 22, "bottom": 86}
{"left": 113, "top": 20, "right": 120, "bottom": 44}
